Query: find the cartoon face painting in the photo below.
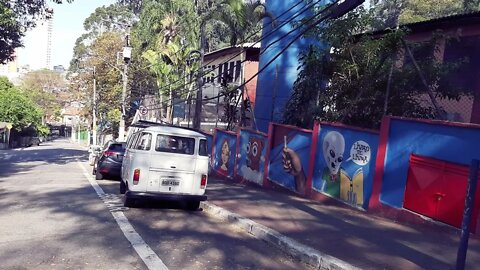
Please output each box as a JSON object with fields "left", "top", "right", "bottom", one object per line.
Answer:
{"left": 220, "top": 139, "right": 230, "bottom": 171}
{"left": 322, "top": 131, "right": 345, "bottom": 179}
{"left": 246, "top": 137, "right": 264, "bottom": 171}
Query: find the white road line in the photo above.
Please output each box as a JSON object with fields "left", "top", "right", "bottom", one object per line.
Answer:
{"left": 77, "top": 162, "right": 168, "bottom": 270}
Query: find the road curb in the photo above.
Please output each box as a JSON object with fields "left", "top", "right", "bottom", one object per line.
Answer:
{"left": 200, "top": 202, "right": 361, "bottom": 270}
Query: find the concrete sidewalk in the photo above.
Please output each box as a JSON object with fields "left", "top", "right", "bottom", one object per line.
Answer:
{"left": 202, "top": 177, "right": 480, "bottom": 270}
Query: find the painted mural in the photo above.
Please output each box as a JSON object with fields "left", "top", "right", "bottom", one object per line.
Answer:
{"left": 268, "top": 124, "right": 312, "bottom": 194}
{"left": 379, "top": 117, "right": 480, "bottom": 208}
{"left": 212, "top": 130, "right": 236, "bottom": 178}
{"left": 312, "top": 124, "right": 379, "bottom": 209}
{"left": 237, "top": 130, "right": 268, "bottom": 185}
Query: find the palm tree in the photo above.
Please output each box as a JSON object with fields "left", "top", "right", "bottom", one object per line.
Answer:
{"left": 204, "top": 0, "right": 275, "bottom": 46}
{"left": 143, "top": 13, "right": 196, "bottom": 123}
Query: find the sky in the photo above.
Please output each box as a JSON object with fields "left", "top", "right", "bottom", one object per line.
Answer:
{"left": 17, "top": 0, "right": 116, "bottom": 70}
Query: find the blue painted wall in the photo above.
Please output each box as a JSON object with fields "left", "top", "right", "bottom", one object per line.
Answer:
{"left": 254, "top": 0, "right": 327, "bottom": 132}
{"left": 381, "top": 119, "right": 480, "bottom": 208}
{"left": 312, "top": 124, "right": 379, "bottom": 209}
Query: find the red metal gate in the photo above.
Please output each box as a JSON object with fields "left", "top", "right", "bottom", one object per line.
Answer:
{"left": 404, "top": 154, "right": 480, "bottom": 232}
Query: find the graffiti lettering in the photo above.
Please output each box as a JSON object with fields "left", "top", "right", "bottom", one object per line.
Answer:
{"left": 353, "top": 143, "right": 370, "bottom": 153}
{"left": 350, "top": 140, "right": 371, "bottom": 166}
{"left": 352, "top": 153, "right": 368, "bottom": 164}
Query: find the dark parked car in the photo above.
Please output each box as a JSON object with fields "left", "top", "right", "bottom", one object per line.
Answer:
{"left": 93, "top": 142, "right": 126, "bottom": 180}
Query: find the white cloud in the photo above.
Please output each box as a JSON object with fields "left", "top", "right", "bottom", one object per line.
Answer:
{"left": 240, "top": 165, "right": 263, "bottom": 185}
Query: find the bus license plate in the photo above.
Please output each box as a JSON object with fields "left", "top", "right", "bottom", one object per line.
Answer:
{"left": 162, "top": 179, "right": 180, "bottom": 186}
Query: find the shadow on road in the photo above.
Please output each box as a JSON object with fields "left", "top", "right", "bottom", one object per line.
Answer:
{"left": 0, "top": 144, "right": 88, "bottom": 178}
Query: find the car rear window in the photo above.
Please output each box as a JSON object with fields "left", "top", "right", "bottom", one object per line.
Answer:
{"left": 109, "top": 143, "right": 125, "bottom": 152}
{"left": 155, "top": 134, "right": 195, "bottom": 155}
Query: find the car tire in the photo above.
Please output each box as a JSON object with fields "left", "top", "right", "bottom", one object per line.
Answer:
{"left": 95, "top": 171, "right": 103, "bottom": 180}
{"left": 186, "top": 201, "right": 200, "bottom": 211}
{"left": 120, "top": 180, "right": 126, "bottom": 194}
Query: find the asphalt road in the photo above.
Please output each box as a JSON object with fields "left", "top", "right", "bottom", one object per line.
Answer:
{"left": 0, "top": 139, "right": 308, "bottom": 270}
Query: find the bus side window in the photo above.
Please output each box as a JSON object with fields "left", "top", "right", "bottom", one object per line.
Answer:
{"left": 199, "top": 139, "right": 208, "bottom": 156}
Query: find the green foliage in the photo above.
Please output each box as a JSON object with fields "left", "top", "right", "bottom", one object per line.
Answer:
{"left": 36, "top": 124, "right": 50, "bottom": 136}
{"left": 283, "top": 46, "right": 326, "bottom": 129}
{"left": 19, "top": 69, "right": 68, "bottom": 122}
{"left": 84, "top": 4, "right": 134, "bottom": 36}
{"left": 399, "top": 0, "right": 463, "bottom": 25}
{"left": 117, "top": 0, "right": 144, "bottom": 15}
{"left": 107, "top": 108, "right": 122, "bottom": 123}
{"left": 132, "top": 0, "right": 198, "bottom": 52}
{"left": 0, "top": 2, "right": 22, "bottom": 64}
{"left": 0, "top": 76, "right": 42, "bottom": 130}
{"left": 69, "top": 30, "right": 124, "bottom": 132}
{"left": 284, "top": 7, "right": 472, "bottom": 130}
{"left": 204, "top": 0, "right": 271, "bottom": 47}
{"left": 134, "top": 0, "right": 200, "bottom": 122}
{"left": 372, "top": 0, "right": 480, "bottom": 28}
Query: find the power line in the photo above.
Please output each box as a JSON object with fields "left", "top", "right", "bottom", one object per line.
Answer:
{"left": 140, "top": 0, "right": 332, "bottom": 110}
{"left": 148, "top": 0, "right": 362, "bottom": 125}
{"left": 126, "top": 0, "right": 323, "bottom": 100}
{"left": 132, "top": 0, "right": 365, "bottom": 132}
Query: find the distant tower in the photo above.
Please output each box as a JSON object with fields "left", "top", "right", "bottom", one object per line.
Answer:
{"left": 46, "top": 15, "right": 53, "bottom": 69}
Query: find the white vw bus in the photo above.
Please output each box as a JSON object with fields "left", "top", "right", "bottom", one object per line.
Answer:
{"left": 120, "top": 125, "right": 209, "bottom": 210}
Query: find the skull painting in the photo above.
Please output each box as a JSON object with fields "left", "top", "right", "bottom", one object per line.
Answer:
{"left": 246, "top": 137, "right": 264, "bottom": 171}
{"left": 322, "top": 131, "right": 345, "bottom": 179}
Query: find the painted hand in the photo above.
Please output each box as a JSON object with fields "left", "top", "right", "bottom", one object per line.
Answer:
{"left": 283, "top": 147, "right": 306, "bottom": 194}
{"left": 282, "top": 147, "right": 303, "bottom": 177}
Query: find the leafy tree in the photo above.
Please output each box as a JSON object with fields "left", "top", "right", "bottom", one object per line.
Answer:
{"left": 70, "top": 3, "right": 134, "bottom": 72}
{"left": 372, "top": 0, "right": 478, "bottom": 28}
{"left": 284, "top": 7, "right": 471, "bottom": 130}
{"left": 117, "top": 0, "right": 144, "bottom": 15}
{"left": 131, "top": 0, "right": 200, "bottom": 122}
{"left": 132, "top": 0, "right": 198, "bottom": 51}
{"left": 142, "top": 12, "right": 197, "bottom": 123}
{"left": 399, "top": 0, "right": 463, "bottom": 24}
{"left": 0, "top": 76, "right": 42, "bottom": 130}
{"left": 464, "top": 0, "right": 480, "bottom": 12}
{"left": 83, "top": 4, "right": 135, "bottom": 37}
{"left": 69, "top": 31, "right": 124, "bottom": 135}
{"left": 69, "top": 3, "right": 141, "bottom": 134}
{"left": 20, "top": 69, "right": 68, "bottom": 123}
{"left": 0, "top": 2, "right": 22, "bottom": 64}
{"left": 204, "top": 0, "right": 274, "bottom": 47}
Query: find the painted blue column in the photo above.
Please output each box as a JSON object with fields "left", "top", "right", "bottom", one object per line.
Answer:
{"left": 254, "top": 0, "right": 327, "bottom": 132}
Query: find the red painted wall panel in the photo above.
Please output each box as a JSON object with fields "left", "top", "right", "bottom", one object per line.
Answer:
{"left": 404, "top": 155, "right": 480, "bottom": 232}
{"left": 404, "top": 156, "right": 443, "bottom": 219}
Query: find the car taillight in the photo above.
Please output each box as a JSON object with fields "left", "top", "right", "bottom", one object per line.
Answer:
{"left": 200, "top": 174, "right": 207, "bottom": 189}
{"left": 133, "top": 169, "right": 140, "bottom": 185}
{"left": 104, "top": 151, "right": 115, "bottom": 157}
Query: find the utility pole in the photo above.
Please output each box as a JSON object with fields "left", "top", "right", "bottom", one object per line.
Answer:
{"left": 193, "top": 25, "right": 205, "bottom": 130}
{"left": 92, "top": 66, "right": 97, "bottom": 145}
{"left": 119, "top": 27, "right": 131, "bottom": 141}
